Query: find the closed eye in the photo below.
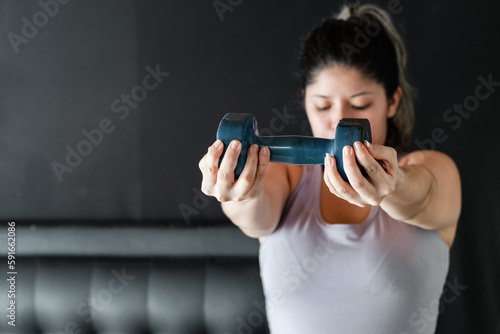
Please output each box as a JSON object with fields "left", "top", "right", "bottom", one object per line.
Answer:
{"left": 352, "top": 104, "right": 370, "bottom": 110}
{"left": 316, "top": 106, "right": 330, "bottom": 111}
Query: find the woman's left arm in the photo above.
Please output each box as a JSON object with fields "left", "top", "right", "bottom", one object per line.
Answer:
{"left": 324, "top": 141, "right": 461, "bottom": 234}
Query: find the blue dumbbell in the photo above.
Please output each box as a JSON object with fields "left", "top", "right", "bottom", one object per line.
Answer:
{"left": 216, "top": 113, "right": 372, "bottom": 182}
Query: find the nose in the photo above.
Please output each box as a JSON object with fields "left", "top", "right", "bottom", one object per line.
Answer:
{"left": 330, "top": 105, "right": 351, "bottom": 137}
{"left": 336, "top": 103, "right": 354, "bottom": 120}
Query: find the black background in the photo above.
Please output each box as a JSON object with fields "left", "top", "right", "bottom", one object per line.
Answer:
{"left": 0, "top": 0, "right": 499, "bottom": 332}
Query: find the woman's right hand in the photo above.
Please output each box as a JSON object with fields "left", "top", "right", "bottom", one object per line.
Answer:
{"left": 199, "top": 139, "right": 270, "bottom": 203}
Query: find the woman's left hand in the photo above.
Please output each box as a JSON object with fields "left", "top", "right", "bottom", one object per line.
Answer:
{"left": 323, "top": 141, "right": 400, "bottom": 207}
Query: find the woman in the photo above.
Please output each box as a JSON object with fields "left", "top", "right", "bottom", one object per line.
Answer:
{"left": 199, "top": 3, "right": 461, "bottom": 333}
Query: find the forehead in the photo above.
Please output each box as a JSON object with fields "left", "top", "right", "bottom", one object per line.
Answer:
{"left": 307, "top": 65, "right": 382, "bottom": 96}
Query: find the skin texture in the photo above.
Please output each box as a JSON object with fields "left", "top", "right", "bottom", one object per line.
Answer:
{"left": 199, "top": 65, "right": 461, "bottom": 247}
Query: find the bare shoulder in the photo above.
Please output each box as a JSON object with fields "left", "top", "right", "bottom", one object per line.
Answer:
{"left": 399, "top": 149, "right": 457, "bottom": 169}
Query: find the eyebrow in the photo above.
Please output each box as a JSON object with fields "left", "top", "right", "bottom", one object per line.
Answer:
{"left": 350, "top": 91, "right": 373, "bottom": 98}
{"left": 312, "top": 91, "right": 373, "bottom": 98}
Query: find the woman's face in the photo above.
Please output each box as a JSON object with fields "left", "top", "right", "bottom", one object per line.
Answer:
{"left": 304, "top": 65, "right": 401, "bottom": 145}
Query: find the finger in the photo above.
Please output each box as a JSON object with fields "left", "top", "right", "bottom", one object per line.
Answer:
{"left": 364, "top": 141, "right": 397, "bottom": 176}
{"left": 200, "top": 140, "right": 224, "bottom": 194}
{"left": 345, "top": 142, "right": 383, "bottom": 205}
{"left": 254, "top": 147, "right": 270, "bottom": 184}
{"left": 203, "top": 140, "right": 223, "bottom": 176}
{"left": 234, "top": 144, "right": 260, "bottom": 194}
{"left": 363, "top": 141, "right": 399, "bottom": 198}
{"left": 323, "top": 154, "right": 342, "bottom": 198}
{"left": 324, "top": 153, "right": 363, "bottom": 206}
{"left": 217, "top": 140, "right": 241, "bottom": 188}
{"left": 353, "top": 141, "right": 385, "bottom": 177}
{"left": 342, "top": 145, "right": 373, "bottom": 191}
{"left": 352, "top": 141, "right": 388, "bottom": 191}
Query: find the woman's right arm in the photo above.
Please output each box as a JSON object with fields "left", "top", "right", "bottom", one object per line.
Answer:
{"left": 199, "top": 139, "right": 291, "bottom": 238}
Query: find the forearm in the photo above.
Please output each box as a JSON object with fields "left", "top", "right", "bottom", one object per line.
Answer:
{"left": 380, "top": 164, "right": 434, "bottom": 225}
{"left": 221, "top": 189, "right": 283, "bottom": 238}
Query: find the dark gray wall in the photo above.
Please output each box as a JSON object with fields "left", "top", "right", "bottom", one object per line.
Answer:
{"left": 0, "top": 0, "right": 499, "bottom": 332}
{"left": 0, "top": 0, "right": 142, "bottom": 220}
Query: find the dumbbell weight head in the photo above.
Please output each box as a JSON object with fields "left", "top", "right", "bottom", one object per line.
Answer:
{"left": 216, "top": 113, "right": 258, "bottom": 177}
{"left": 333, "top": 118, "right": 372, "bottom": 181}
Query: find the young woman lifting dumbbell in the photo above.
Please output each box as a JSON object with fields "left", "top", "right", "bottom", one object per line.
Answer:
{"left": 199, "top": 3, "right": 460, "bottom": 333}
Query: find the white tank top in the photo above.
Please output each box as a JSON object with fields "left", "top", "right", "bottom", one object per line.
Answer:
{"left": 259, "top": 165, "right": 449, "bottom": 334}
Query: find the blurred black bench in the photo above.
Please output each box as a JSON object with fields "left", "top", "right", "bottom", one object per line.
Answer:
{"left": 0, "top": 222, "right": 269, "bottom": 334}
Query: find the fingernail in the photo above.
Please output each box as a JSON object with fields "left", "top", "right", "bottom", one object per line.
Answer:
{"left": 262, "top": 147, "right": 269, "bottom": 156}
{"left": 326, "top": 153, "right": 333, "bottom": 166}
{"left": 250, "top": 144, "right": 258, "bottom": 153}
{"left": 354, "top": 141, "right": 363, "bottom": 150}
{"left": 344, "top": 146, "right": 352, "bottom": 155}
{"left": 213, "top": 140, "right": 221, "bottom": 149}
{"left": 230, "top": 141, "right": 240, "bottom": 150}
{"left": 364, "top": 140, "right": 373, "bottom": 150}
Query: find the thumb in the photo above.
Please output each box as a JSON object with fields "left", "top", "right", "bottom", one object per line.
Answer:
{"left": 364, "top": 141, "right": 398, "bottom": 174}
{"left": 364, "top": 141, "right": 395, "bottom": 160}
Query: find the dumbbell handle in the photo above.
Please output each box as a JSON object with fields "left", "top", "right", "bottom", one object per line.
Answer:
{"left": 252, "top": 135, "right": 332, "bottom": 165}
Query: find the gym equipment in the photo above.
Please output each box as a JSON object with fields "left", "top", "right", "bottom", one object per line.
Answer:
{"left": 216, "top": 113, "right": 371, "bottom": 182}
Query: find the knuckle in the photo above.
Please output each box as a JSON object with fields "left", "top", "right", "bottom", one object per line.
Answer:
{"left": 385, "top": 184, "right": 395, "bottom": 194}
{"left": 239, "top": 174, "right": 254, "bottom": 189}
{"left": 201, "top": 184, "right": 211, "bottom": 195}
{"left": 259, "top": 158, "right": 270, "bottom": 169}
{"left": 200, "top": 158, "right": 218, "bottom": 176}
{"left": 256, "top": 170, "right": 266, "bottom": 182}
{"left": 206, "top": 165, "right": 217, "bottom": 176}
{"left": 216, "top": 191, "right": 233, "bottom": 203}
{"left": 218, "top": 194, "right": 230, "bottom": 202}
{"left": 217, "top": 169, "right": 230, "bottom": 181}
{"left": 199, "top": 157, "right": 208, "bottom": 172}
{"left": 234, "top": 194, "right": 248, "bottom": 202}
{"left": 351, "top": 179, "right": 363, "bottom": 189}
{"left": 367, "top": 163, "right": 378, "bottom": 174}
{"left": 256, "top": 164, "right": 268, "bottom": 181}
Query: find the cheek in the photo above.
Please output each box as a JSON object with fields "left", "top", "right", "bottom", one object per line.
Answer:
{"left": 305, "top": 105, "right": 325, "bottom": 133}
{"left": 369, "top": 117, "right": 388, "bottom": 145}
{"left": 307, "top": 113, "right": 337, "bottom": 137}
{"left": 307, "top": 115, "right": 323, "bottom": 134}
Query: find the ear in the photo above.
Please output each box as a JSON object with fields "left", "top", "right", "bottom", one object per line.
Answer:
{"left": 387, "top": 87, "right": 402, "bottom": 118}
